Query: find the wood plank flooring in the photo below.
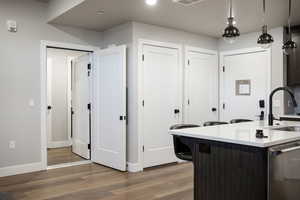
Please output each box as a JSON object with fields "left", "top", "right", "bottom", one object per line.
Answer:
{"left": 0, "top": 162, "right": 193, "bottom": 200}
{"left": 47, "top": 147, "right": 85, "bottom": 166}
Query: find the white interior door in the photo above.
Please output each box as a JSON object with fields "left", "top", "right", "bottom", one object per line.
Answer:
{"left": 185, "top": 48, "right": 219, "bottom": 125}
{"left": 220, "top": 49, "right": 270, "bottom": 122}
{"left": 46, "top": 58, "right": 53, "bottom": 147}
{"left": 92, "top": 45, "right": 127, "bottom": 171}
{"left": 142, "top": 44, "right": 182, "bottom": 168}
{"left": 71, "top": 54, "right": 91, "bottom": 159}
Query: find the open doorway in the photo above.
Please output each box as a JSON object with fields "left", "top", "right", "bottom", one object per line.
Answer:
{"left": 41, "top": 41, "right": 127, "bottom": 172}
{"left": 46, "top": 47, "right": 92, "bottom": 167}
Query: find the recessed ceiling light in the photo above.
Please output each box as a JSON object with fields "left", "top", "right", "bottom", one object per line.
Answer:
{"left": 96, "top": 10, "right": 105, "bottom": 15}
{"left": 146, "top": 0, "right": 157, "bottom": 6}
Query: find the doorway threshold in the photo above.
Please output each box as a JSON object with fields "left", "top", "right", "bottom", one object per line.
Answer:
{"left": 47, "top": 160, "right": 92, "bottom": 170}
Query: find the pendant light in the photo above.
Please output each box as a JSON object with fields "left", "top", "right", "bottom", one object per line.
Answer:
{"left": 257, "top": 0, "right": 274, "bottom": 49}
{"left": 283, "top": 0, "right": 297, "bottom": 55}
{"left": 222, "top": 0, "right": 240, "bottom": 44}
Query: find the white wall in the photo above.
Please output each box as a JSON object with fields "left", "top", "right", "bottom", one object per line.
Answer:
{"left": 0, "top": 0, "right": 102, "bottom": 169}
{"left": 218, "top": 27, "right": 286, "bottom": 116}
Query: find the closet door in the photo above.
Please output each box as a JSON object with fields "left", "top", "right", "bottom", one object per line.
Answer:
{"left": 71, "top": 54, "right": 91, "bottom": 159}
{"left": 185, "top": 48, "right": 219, "bottom": 125}
{"left": 91, "top": 45, "right": 127, "bottom": 171}
{"left": 142, "top": 44, "right": 182, "bottom": 168}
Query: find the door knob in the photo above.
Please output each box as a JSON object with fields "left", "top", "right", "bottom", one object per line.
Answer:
{"left": 47, "top": 106, "right": 52, "bottom": 110}
{"left": 212, "top": 108, "right": 217, "bottom": 112}
{"left": 174, "top": 109, "right": 180, "bottom": 114}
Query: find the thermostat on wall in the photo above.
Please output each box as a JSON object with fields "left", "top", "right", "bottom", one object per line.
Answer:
{"left": 7, "top": 20, "right": 17, "bottom": 32}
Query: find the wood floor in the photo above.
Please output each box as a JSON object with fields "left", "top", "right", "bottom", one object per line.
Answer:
{"left": 47, "top": 147, "right": 86, "bottom": 166}
{"left": 0, "top": 162, "right": 193, "bottom": 200}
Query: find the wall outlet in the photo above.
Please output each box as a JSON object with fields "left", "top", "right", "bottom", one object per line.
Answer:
{"left": 9, "top": 141, "right": 16, "bottom": 149}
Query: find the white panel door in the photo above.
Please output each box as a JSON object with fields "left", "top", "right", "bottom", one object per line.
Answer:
{"left": 92, "top": 45, "right": 127, "bottom": 171}
{"left": 185, "top": 49, "right": 219, "bottom": 125}
{"left": 142, "top": 44, "right": 181, "bottom": 168}
{"left": 46, "top": 58, "right": 53, "bottom": 147}
{"left": 71, "top": 54, "right": 91, "bottom": 159}
{"left": 220, "top": 50, "right": 270, "bottom": 122}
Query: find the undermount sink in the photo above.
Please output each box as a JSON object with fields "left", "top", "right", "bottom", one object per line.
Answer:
{"left": 271, "top": 126, "right": 300, "bottom": 132}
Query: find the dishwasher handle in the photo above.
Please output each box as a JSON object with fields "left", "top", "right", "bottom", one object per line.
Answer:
{"left": 270, "top": 143, "right": 300, "bottom": 155}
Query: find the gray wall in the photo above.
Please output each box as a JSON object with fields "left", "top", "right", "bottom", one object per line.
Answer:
{"left": 218, "top": 27, "right": 286, "bottom": 116}
{"left": 0, "top": 0, "right": 102, "bottom": 168}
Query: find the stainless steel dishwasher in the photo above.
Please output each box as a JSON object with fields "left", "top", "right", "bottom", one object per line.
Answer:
{"left": 269, "top": 141, "right": 300, "bottom": 200}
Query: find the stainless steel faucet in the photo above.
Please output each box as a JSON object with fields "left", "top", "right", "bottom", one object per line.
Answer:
{"left": 268, "top": 87, "right": 298, "bottom": 126}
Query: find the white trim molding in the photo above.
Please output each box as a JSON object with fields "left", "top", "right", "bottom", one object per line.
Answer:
{"left": 127, "top": 162, "right": 143, "bottom": 173}
{"left": 0, "top": 162, "right": 44, "bottom": 178}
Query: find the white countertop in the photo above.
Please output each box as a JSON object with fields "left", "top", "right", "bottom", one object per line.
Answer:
{"left": 169, "top": 121, "right": 300, "bottom": 148}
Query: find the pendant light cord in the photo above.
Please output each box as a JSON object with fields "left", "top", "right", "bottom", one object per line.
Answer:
{"left": 288, "top": 0, "right": 292, "bottom": 38}
{"left": 262, "top": 0, "right": 266, "bottom": 24}
{"left": 229, "top": 0, "right": 233, "bottom": 18}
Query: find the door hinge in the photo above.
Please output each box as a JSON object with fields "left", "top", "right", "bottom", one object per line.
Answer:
{"left": 142, "top": 146, "right": 145, "bottom": 152}
{"left": 187, "top": 99, "right": 190, "bottom": 105}
{"left": 222, "top": 66, "right": 225, "bottom": 72}
{"left": 142, "top": 54, "right": 145, "bottom": 61}
{"left": 88, "top": 144, "right": 91, "bottom": 150}
{"left": 188, "top": 60, "right": 190, "bottom": 66}
{"left": 142, "top": 100, "right": 145, "bottom": 107}
{"left": 222, "top": 103, "right": 226, "bottom": 109}
{"left": 87, "top": 103, "right": 91, "bottom": 110}
{"left": 87, "top": 63, "right": 91, "bottom": 76}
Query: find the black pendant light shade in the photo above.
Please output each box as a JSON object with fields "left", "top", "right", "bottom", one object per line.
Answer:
{"left": 283, "top": 40, "right": 297, "bottom": 55}
{"left": 223, "top": 17, "right": 240, "bottom": 43}
{"left": 257, "top": 0, "right": 274, "bottom": 48}
{"left": 258, "top": 25, "right": 274, "bottom": 48}
{"left": 283, "top": 0, "right": 297, "bottom": 55}
{"left": 223, "top": 0, "right": 240, "bottom": 43}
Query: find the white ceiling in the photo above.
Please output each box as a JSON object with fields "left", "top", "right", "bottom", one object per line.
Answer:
{"left": 49, "top": 0, "right": 300, "bottom": 38}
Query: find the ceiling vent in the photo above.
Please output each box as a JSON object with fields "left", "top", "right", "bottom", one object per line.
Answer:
{"left": 173, "top": 0, "right": 205, "bottom": 6}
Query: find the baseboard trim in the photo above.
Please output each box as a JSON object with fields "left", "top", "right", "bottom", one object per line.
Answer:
{"left": 0, "top": 162, "right": 43, "bottom": 177}
{"left": 127, "top": 162, "right": 143, "bottom": 173}
{"left": 48, "top": 140, "right": 72, "bottom": 149}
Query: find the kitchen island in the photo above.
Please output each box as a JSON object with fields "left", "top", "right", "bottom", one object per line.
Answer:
{"left": 170, "top": 121, "right": 300, "bottom": 200}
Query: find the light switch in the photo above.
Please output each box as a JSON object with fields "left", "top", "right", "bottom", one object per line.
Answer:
{"left": 7, "top": 20, "right": 17, "bottom": 32}
{"left": 29, "top": 99, "right": 35, "bottom": 107}
{"left": 9, "top": 141, "right": 16, "bottom": 149}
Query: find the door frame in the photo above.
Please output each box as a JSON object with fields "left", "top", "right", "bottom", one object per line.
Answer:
{"left": 40, "top": 40, "right": 99, "bottom": 169}
{"left": 137, "top": 39, "right": 183, "bottom": 170}
{"left": 184, "top": 46, "right": 219, "bottom": 123}
{"left": 219, "top": 47, "right": 272, "bottom": 121}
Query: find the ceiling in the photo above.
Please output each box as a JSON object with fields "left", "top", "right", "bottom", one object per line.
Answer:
{"left": 49, "top": 0, "right": 300, "bottom": 38}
